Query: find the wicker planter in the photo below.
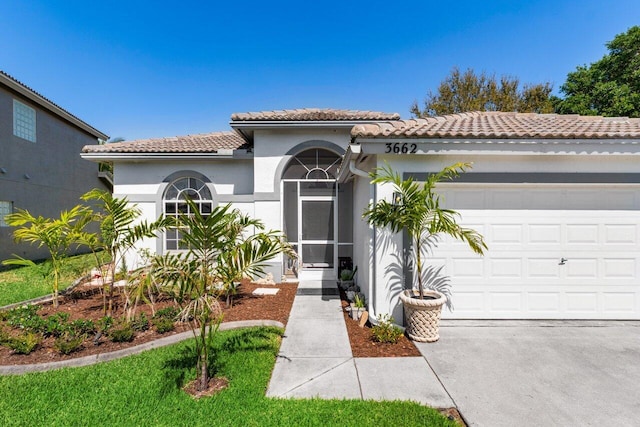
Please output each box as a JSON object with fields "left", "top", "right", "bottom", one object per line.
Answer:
{"left": 400, "top": 289, "right": 447, "bottom": 342}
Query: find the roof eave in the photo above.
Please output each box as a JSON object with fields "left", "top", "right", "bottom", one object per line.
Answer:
{"left": 230, "top": 120, "right": 389, "bottom": 130}
{"left": 1, "top": 73, "right": 108, "bottom": 140}
{"left": 81, "top": 150, "right": 253, "bottom": 162}
{"left": 353, "top": 136, "right": 640, "bottom": 145}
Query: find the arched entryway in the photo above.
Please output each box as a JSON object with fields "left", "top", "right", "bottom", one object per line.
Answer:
{"left": 281, "top": 148, "right": 352, "bottom": 280}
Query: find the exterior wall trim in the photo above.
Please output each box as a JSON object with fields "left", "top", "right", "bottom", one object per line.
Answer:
{"left": 404, "top": 172, "right": 640, "bottom": 184}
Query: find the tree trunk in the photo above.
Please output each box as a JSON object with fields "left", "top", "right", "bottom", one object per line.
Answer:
{"left": 199, "top": 354, "right": 208, "bottom": 391}
{"left": 415, "top": 237, "right": 425, "bottom": 299}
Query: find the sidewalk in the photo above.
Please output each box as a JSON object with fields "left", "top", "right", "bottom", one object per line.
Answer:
{"left": 266, "top": 279, "right": 454, "bottom": 407}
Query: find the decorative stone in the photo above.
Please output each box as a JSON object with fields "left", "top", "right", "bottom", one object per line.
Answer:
{"left": 252, "top": 288, "right": 279, "bottom": 296}
{"left": 253, "top": 273, "right": 276, "bottom": 285}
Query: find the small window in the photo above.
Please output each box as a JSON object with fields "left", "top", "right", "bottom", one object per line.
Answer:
{"left": 0, "top": 201, "right": 13, "bottom": 227}
{"left": 13, "top": 99, "right": 36, "bottom": 142}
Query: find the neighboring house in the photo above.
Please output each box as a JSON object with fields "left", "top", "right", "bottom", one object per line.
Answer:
{"left": 0, "top": 71, "right": 108, "bottom": 263}
{"left": 81, "top": 109, "right": 640, "bottom": 321}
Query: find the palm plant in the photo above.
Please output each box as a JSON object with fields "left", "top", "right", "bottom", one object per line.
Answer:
{"left": 3, "top": 205, "right": 89, "bottom": 307}
{"left": 79, "top": 189, "right": 167, "bottom": 316}
{"left": 152, "top": 199, "right": 294, "bottom": 392}
{"left": 364, "top": 162, "right": 487, "bottom": 300}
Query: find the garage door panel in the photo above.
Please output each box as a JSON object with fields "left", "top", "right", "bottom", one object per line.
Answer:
{"left": 436, "top": 184, "right": 640, "bottom": 319}
{"left": 489, "top": 292, "right": 522, "bottom": 312}
{"left": 602, "top": 293, "right": 636, "bottom": 313}
{"left": 565, "top": 292, "right": 599, "bottom": 313}
{"left": 566, "top": 224, "right": 599, "bottom": 244}
{"left": 604, "top": 224, "right": 637, "bottom": 244}
{"left": 565, "top": 258, "right": 598, "bottom": 278}
{"left": 529, "top": 224, "right": 562, "bottom": 244}
{"left": 489, "top": 258, "right": 522, "bottom": 278}
{"left": 603, "top": 258, "right": 637, "bottom": 278}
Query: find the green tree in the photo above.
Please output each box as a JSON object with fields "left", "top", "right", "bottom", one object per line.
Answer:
{"left": 3, "top": 205, "right": 89, "bottom": 307}
{"left": 411, "top": 67, "right": 555, "bottom": 117}
{"left": 556, "top": 26, "right": 640, "bottom": 117}
{"left": 363, "top": 163, "right": 486, "bottom": 299}
{"left": 152, "top": 200, "right": 293, "bottom": 392}
{"left": 79, "top": 189, "right": 166, "bottom": 316}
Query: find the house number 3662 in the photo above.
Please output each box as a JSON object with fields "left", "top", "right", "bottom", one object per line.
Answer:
{"left": 385, "top": 143, "right": 417, "bottom": 154}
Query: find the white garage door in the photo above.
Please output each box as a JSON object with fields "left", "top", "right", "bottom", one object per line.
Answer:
{"left": 434, "top": 184, "right": 640, "bottom": 319}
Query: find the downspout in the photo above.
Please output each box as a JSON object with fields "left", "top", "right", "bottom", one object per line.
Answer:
{"left": 349, "top": 159, "right": 377, "bottom": 320}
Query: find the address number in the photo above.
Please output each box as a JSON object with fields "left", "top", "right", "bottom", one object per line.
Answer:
{"left": 385, "top": 143, "right": 417, "bottom": 154}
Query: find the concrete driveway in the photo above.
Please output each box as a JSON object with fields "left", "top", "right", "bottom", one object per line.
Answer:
{"left": 415, "top": 321, "right": 640, "bottom": 427}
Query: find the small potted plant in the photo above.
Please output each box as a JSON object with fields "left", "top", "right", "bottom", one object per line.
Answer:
{"left": 338, "top": 266, "right": 357, "bottom": 290}
{"left": 350, "top": 293, "right": 367, "bottom": 320}
{"left": 364, "top": 162, "right": 487, "bottom": 342}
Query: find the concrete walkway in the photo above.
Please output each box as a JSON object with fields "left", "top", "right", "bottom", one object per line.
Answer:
{"left": 266, "top": 280, "right": 454, "bottom": 408}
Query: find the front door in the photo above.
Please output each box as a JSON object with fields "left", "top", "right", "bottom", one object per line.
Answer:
{"left": 281, "top": 148, "right": 348, "bottom": 281}
{"left": 299, "top": 189, "right": 336, "bottom": 279}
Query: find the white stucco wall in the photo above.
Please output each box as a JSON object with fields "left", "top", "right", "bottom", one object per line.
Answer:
{"left": 360, "top": 146, "right": 640, "bottom": 323}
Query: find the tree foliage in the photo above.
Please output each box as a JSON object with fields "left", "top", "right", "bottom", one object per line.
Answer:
{"left": 411, "top": 67, "right": 555, "bottom": 117}
{"left": 152, "top": 200, "right": 294, "bottom": 392}
{"left": 555, "top": 26, "right": 640, "bottom": 117}
{"left": 363, "top": 163, "right": 486, "bottom": 301}
{"left": 79, "top": 189, "right": 167, "bottom": 316}
{"left": 2, "top": 206, "right": 89, "bottom": 307}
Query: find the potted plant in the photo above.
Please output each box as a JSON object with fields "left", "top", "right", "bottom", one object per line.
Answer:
{"left": 364, "top": 162, "right": 487, "bottom": 342}
{"left": 350, "top": 293, "right": 367, "bottom": 320}
{"left": 338, "top": 266, "right": 357, "bottom": 290}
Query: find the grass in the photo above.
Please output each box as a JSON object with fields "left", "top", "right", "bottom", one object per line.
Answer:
{"left": 0, "top": 327, "right": 455, "bottom": 427}
{"left": 0, "top": 252, "right": 109, "bottom": 307}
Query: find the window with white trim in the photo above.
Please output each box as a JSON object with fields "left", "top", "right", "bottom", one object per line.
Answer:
{"left": 163, "top": 177, "right": 213, "bottom": 250}
{"left": 0, "top": 201, "right": 13, "bottom": 227}
{"left": 13, "top": 100, "right": 36, "bottom": 142}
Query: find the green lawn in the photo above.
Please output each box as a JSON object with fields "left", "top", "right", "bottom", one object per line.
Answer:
{"left": 0, "top": 327, "right": 455, "bottom": 427}
{"left": 0, "top": 252, "right": 108, "bottom": 307}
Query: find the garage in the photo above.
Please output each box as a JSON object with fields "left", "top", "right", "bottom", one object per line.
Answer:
{"left": 436, "top": 182, "right": 640, "bottom": 319}
{"left": 349, "top": 111, "right": 640, "bottom": 321}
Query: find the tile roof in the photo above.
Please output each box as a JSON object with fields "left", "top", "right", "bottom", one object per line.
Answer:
{"left": 351, "top": 111, "right": 640, "bottom": 139}
{"left": 231, "top": 108, "right": 400, "bottom": 122}
{"left": 82, "top": 131, "right": 249, "bottom": 154}
{"left": 0, "top": 70, "right": 108, "bottom": 140}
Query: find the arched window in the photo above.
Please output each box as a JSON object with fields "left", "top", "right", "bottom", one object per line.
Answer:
{"left": 163, "top": 177, "right": 213, "bottom": 250}
{"left": 282, "top": 148, "right": 341, "bottom": 180}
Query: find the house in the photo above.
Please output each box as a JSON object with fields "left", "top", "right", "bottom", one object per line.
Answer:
{"left": 0, "top": 71, "right": 109, "bottom": 263}
{"left": 81, "top": 109, "right": 640, "bottom": 321}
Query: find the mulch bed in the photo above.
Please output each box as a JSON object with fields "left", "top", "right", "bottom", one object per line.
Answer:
{"left": 338, "top": 289, "right": 422, "bottom": 358}
{"left": 1, "top": 278, "right": 421, "bottom": 361}
{"left": 0, "top": 280, "right": 297, "bottom": 366}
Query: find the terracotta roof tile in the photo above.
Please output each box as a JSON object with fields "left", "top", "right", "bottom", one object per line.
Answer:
{"left": 231, "top": 108, "right": 400, "bottom": 122}
{"left": 82, "top": 131, "right": 248, "bottom": 154}
{"left": 351, "top": 111, "right": 640, "bottom": 139}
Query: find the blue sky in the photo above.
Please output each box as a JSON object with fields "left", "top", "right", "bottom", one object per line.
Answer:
{"left": 2, "top": 0, "right": 639, "bottom": 141}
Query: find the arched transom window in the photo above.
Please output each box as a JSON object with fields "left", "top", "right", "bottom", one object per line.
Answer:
{"left": 282, "top": 148, "right": 341, "bottom": 180}
{"left": 163, "top": 177, "right": 212, "bottom": 250}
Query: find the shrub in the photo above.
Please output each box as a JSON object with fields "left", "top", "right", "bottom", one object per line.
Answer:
{"left": 6, "top": 305, "right": 45, "bottom": 332}
{"left": 0, "top": 327, "right": 10, "bottom": 346}
{"left": 153, "top": 306, "right": 178, "bottom": 321}
{"left": 70, "top": 319, "right": 96, "bottom": 336}
{"left": 54, "top": 333, "right": 86, "bottom": 355}
{"left": 131, "top": 313, "right": 150, "bottom": 332}
{"left": 97, "top": 316, "right": 114, "bottom": 333}
{"left": 43, "top": 312, "right": 70, "bottom": 337}
{"left": 152, "top": 317, "right": 175, "bottom": 334}
{"left": 109, "top": 321, "right": 135, "bottom": 343}
{"left": 371, "top": 314, "right": 404, "bottom": 344}
{"left": 8, "top": 332, "right": 40, "bottom": 354}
